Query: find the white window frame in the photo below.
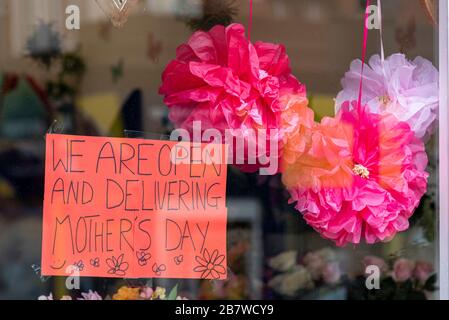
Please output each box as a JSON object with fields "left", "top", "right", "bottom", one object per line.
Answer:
{"left": 439, "top": 0, "right": 449, "bottom": 301}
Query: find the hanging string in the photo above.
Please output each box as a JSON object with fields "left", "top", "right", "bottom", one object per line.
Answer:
{"left": 377, "top": 0, "right": 385, "bottom": 62}
{"left": 248, "top": 0, "right": 253, "bottom": 41}
{"left": 356, "top": 0, "right": 371, "bottom": 115}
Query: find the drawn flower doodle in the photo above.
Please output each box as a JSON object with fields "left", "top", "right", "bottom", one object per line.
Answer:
{"left": 194, "top": 249, "right": 226, "bottom": 279}
{"left": 106, "top": 254, "right": 129, "bottom": 276}
{"left": 136, "top": 251, "right": 151, "bottom": 267}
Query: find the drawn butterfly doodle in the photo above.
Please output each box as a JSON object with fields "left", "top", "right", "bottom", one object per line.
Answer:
{"left": 73, "top": 260, "right": 85, "bottom": 272}
{"left": 174, "top": 255, "right": 184, "bottom": 266}
{"left": 136, "top": 251, "right": 151, "bottom": 266}
{"left": 90, "top": 258, "right": 100, "bottom": 268}
{"left": 152, "top": 263, "right": 166, "bottom": 276}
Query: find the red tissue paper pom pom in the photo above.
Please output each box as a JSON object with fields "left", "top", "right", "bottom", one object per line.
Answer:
{"left": 159, "top": 23, "right": 306, "bottom": 173}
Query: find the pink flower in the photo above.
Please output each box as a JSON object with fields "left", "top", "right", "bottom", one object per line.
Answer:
{"left": 393, "top": 258, "right": 415, "bottom": 282}
{"left": 336, "top": 54, "right": 438, "bottom": 140}
{"left": 140, "top": 287, "right": 154, "bottom": 300}
{"left": 283, "top": 101, "right": 428, "bottom": 246}
{"left": 414, "top": 260, "right": 434, "bottom": 284}
{"left": 160, "top": 23, "right": 306, "bottom": 173}
{"left": 322, "top": 262, "right": 342, "bottom": 285}
{"left": 363, "top": 256, "right": 389, "bottom": 274}
{"left": 78, "top": 290, "right": 103, "bottom": 300}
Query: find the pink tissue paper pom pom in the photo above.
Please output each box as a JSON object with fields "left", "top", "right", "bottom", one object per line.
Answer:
{"left": 282, "top": 101, "right": 428, "bottom": 246}
{"left": 336, "top": 53, "right": 438, "bottom": 140}
{"left": 159, "top": 23, "right": 306, "bottom": 173}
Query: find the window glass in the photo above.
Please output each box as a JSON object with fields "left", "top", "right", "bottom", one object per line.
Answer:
{"left": 0, "top": 0, "right": 440, "bottom": 300}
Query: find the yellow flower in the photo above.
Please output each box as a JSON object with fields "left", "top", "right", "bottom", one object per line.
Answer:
{"left": 112, "top": 286, "right": 140, "bottom": 300}
{"left": 152, "top": 287, "right": 166, "bottom": 300}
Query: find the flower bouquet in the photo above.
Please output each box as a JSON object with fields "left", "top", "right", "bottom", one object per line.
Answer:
{"left": 38, "top": 284, "right": 187, "bottom": 301}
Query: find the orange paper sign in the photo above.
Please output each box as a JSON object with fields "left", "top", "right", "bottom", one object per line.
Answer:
{"left": 42, "top": 134, "right": 227, "bottom": 280}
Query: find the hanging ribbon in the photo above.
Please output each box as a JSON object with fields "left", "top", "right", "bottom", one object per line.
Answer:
{"left": 248, "top": 0, "right": 253, "bottom": 41}
{"left": 357, "top": 0, "right": 371, "bottom": 114}
{"left": 377, "top": 0, "right": 385, "bottom": 61}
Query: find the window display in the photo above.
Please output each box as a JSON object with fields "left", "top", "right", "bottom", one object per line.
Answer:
{"left": 0, "top": 0, "right": 445, "bottom": 302}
